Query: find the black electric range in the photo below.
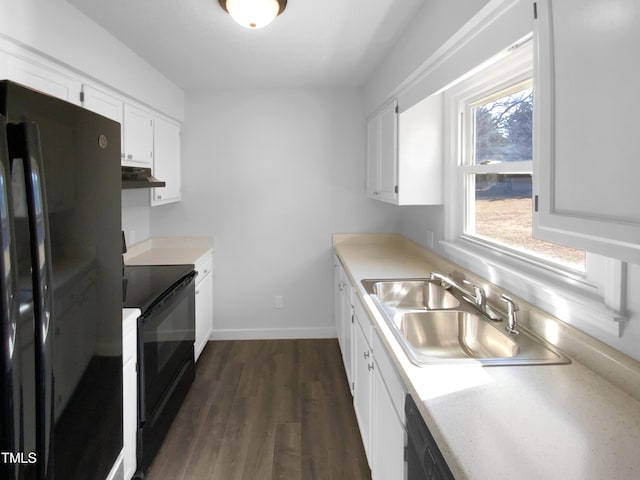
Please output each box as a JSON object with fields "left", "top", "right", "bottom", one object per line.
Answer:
{"left": 123, "top": 264, "right": 195, "bottom": 313}
{"left": 122, "top": 263, "right": 197, "bottom": 478}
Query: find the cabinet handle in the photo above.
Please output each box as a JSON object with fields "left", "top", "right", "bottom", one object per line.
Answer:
{"left": 368, "top": 363, "right": 374, "bottom": 372}
{"left": 364, "top": 351, "right": 370, "bottom": 359}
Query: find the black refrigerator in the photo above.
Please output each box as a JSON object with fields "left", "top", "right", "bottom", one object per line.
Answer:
{"left": 0, "top": 81, "right": 122, "bottom": 480}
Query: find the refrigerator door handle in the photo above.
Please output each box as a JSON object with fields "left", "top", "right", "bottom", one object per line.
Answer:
{"left": 0, "top": 116, "right": 21, "bottom": 480}
{"left": 7, "top": 121, "right": 54, "bottom": 480}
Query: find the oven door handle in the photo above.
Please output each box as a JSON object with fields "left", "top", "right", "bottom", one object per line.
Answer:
{"left": 137, "top": 313, "right": 146, "bottom": 424}
{"left": 145, "top": 270, "right": 197, "bottom": 317}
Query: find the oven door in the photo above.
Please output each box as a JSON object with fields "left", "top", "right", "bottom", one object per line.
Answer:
{"left": 138, "top": 271, "right": 196, "bottom": 423}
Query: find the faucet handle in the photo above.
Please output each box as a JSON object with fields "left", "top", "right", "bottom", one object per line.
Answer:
{"left": 463, "top": 279, "right": 485, "bottom": 307}
{"left": 501, "top": 294, "right": 519, "bottom": 334}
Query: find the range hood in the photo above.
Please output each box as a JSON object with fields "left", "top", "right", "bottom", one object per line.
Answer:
{"left": 121, "top": 166, "right": 166, "bottom": 189}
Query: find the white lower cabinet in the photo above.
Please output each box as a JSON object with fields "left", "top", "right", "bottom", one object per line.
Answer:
{"left": 194, "top": 252, "right": 214, "bottom": 362}
{"left": 341, "top": 286, "right": 354, "bottom": 393}
{"left": 353, "top": 310, "right": 373, "bottom": 464}
{"left": 371, "top": 340, "right": 407, "bottom": 479}
{"left": 122, "top": 309, "right": 139, "bottom": 480}
{"left": 334, "top": 258, "right": 407, "bottom": 479}
{"left": 335, "top": 257, "right": 354, "bottom": 393}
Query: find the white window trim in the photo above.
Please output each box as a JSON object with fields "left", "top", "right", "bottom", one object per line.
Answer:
{"left": 442, "top": 39, "right": 627, "bottom": 338}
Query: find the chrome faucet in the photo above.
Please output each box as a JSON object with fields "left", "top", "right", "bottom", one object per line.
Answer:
{"left": 429, "top": 273, "right": 504, "bottom": 321}
{"left": 429, "top": 272, "right": 472, "bottom": 297}
{"left": 501, "top": 294, "right": 519, "bottom": 334}
{"left": 463, "top": 279, "right": 485, "bottom": 309}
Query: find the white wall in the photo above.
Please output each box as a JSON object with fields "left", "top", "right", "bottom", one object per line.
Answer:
{"left": 150, "top": 88, "right": 398, "bottom": 338}
{"left": 0, "top": 0, "right": 184, "bottom": 119}
{"left": 122, "top": 191, "right": 151, "bottom": 246}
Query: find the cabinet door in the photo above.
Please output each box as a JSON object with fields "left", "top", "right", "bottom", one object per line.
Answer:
{"left": 353, "top": 316, "right": 373, "bottom": 465}
{"left": 366, "top": 116, "right": 379, "bottom": 198}
{"left": 151, "top": 115, "right": 182, "bottom": 206}
{"left": 82, "top": 85, "right": 123, "bottom": 124}
{"left": 371, "top": 365, "right": 406, "bottom": 480}
{"left": 340, "top": 283, "right": 354, "bottom": 393}
{"left": 334, "top": 260, "right": 343, "bottom": 344}
{"left": 335, "top": 262, "right": 347, "bottom": 352}
{"left": 378, "top": 99, "right": 399, "bottom": 202}
{"left": 533, "top": 0, "right": 640, "bottom": 263}
{"left": 398, "top": 93, "right": 444, "bottom": 205}
{"left": 366, "top": 99, "right": 399, "bottom": 204}
{"left": 195, "top": 268, "right": 213, "bottom": 362}
{"left": 6, "top": 54, "right": 82, "bottom": 105}
{"left": 123, "top": 103, "right": 153, "bottom": 167}
{"left": 82, "top": 85, "right": 124, "bottom": 159}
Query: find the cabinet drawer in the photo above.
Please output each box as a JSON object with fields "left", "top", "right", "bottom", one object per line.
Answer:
{"left": 195, "top": 254, "right": 213, "bottom": 285}
{"left": 373, "top": 331, "right": 407, "bottom": 424}
{"left": 354, "top": 295, "right": 373, "bottom": 346}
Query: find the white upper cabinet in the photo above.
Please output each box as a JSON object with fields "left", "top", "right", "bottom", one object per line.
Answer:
{"left": 151, "top": 114, "right": 181, "bottom": 206}
{"left": 534, "top": 0, "right": 640, "bottom": 263}
{"left": 398, "top": 93, "right": 444, "bottom": 205}
{"left": 367, "top": 95, "right": 444, "bottom": 206}
{"left": 123, "top": 103, "right": 154, "bottom": 168}
{"left": 3, "top": 52, "right": 82, "bottom": 105}
{"left": 81, "top": 84, "right": 124, "bottom": 155}
{"left": 81, "top": 84, "right": 123, "bottom": 124}
{"left": 367, "top": 99, "right": 398, "bottom": 203}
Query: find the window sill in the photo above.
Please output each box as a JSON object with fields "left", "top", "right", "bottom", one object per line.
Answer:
{"left": 439, "top": 239, "right": 626, "bottom": 338}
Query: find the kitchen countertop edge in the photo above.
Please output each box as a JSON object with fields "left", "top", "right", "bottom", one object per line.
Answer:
{"left": 124, "top": 236, "right": 214, "bottom": 266}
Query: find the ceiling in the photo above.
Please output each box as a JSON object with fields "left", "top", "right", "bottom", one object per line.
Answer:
{"left": 67, "top": 0, "right": 426, "bottom": 90}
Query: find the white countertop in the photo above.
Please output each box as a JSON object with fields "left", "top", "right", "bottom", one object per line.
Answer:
{"left": 124, "top": 236, "right": 214, "bottom": 266}
{"left": 334, "top": 234, "right": 640, "bottom": 480}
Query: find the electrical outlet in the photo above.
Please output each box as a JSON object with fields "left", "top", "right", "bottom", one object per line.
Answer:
{"left": 427, "top": 230, "right": 434, "bottom": 249}
{"left": 275, "top": 296, "right": 284, "bottom": 309}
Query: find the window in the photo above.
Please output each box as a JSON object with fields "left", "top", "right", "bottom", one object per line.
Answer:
{"left": 461, "top": 82, "right": 585, "bottom": 272}
{"left": 442, "top": 38, "right": 625, "bottom": 338}
{"left": 447, "top": 40, "right": 585, "bottom": 274}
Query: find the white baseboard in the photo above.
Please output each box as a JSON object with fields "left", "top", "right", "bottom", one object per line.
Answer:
{"left": 210, "top": 326, "right": 338, "bottom": 341}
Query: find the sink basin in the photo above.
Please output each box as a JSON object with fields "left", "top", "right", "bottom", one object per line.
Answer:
{"left": 396, "top": 310, "right": 519, "bottom": 359}
{"left": 361, "top": 277, "right": 571, "bottom": 366}
{"left": 361, "top": 279, "right": 460, "bottom": 310}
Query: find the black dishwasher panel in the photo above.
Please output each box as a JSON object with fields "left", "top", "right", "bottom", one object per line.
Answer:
{"left": 405, "top": 394, "right": 455, "bottom": 480}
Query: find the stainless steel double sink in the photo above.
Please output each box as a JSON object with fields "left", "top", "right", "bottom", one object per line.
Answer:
{"left": 361, "top": 278, "right": 570, "bottom": 366}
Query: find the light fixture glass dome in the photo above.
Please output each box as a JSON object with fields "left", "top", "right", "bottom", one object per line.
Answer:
{"left": 224, "top": 0, "right": 281, "bottom": 29}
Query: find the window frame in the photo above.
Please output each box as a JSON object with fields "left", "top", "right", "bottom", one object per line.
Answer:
{"left": 442, "top": 39, "right": 626, "bottom": 338}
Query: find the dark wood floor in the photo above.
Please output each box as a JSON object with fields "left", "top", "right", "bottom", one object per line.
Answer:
{"left": 146, "top": 339, "right": 371, "bottom": 480}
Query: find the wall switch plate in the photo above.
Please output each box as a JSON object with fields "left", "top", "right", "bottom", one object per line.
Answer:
{"left": 275, "top": 296, "right": 284, "bottom": 309}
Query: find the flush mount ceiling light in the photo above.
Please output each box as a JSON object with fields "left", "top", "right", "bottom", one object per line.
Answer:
{"left": 218, "top": 0, "right": 287, "bottom": 29}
